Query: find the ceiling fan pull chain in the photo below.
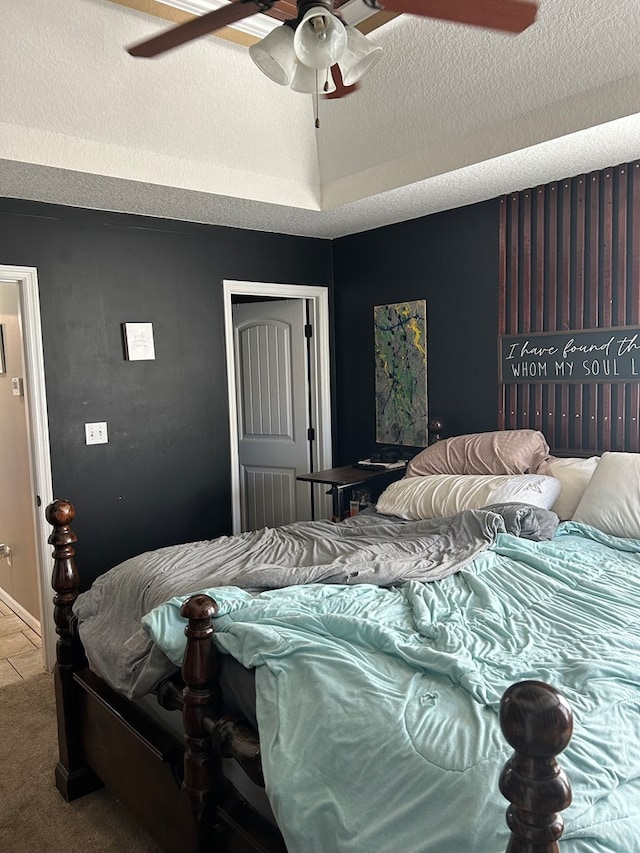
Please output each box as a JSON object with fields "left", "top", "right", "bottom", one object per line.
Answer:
{"left": 315, "top": 67, "right": 333, "bottom": 127}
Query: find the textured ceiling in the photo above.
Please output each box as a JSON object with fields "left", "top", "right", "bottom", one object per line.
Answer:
{"left": 2, "top": 0, "right": 640, "bottom": 237}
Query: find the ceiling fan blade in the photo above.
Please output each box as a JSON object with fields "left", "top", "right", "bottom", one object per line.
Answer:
{"left": 374, "top": 0, "right": 538, "bottom": 33}
{"left": 323, "top": 65, "right": 360, "bottom": 100}
{"left": 127, "top": 1, "right": 274, "bottom": 58}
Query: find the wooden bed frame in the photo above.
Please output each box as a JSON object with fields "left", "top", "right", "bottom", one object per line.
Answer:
{"left": 48, "top": 498, "right": 573, "bottom": 852}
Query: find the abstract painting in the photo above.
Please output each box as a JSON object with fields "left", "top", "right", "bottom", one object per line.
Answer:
{"left": 374, "top": 300, "right": 428, "bottom": 446}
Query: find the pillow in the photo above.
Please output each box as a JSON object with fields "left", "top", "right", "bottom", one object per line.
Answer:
{"left": 376, "top": 473, "right": 561, "bottom": 521}
{"left": 534, "top": 456, "right": 600, "bottom": 521}
{"left": 405, "top": 430, "right": 550, "bottom": 478}
{"left": 573, "top": 452, "right": 640, "bottom": 539}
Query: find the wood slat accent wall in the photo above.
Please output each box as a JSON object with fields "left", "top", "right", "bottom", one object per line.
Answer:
{"left": 498, "top": 160, "right": 640, "bottom": 453}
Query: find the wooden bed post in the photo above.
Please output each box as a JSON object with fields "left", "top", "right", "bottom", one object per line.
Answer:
{"left": 499, "top": 680, "right": 573, "bottom": 852}
{"left": 47, "top": 499, "right": 102, "bottom": 801}
{"left": 181, "top": 593, "right": 224, "bottom": 851}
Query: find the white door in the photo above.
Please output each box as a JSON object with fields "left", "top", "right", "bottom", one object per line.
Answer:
{"left": 0, "top": 281, "right": 41, "bottom": 625}
{"left": 233, "top": 299, "right": 312, "bottom": 531}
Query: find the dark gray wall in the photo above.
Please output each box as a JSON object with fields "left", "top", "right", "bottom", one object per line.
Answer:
{"left": 332, "top": 199, "right": 501, "bottom": 464}
{"left": 0, "top": 199, "right": 333, "bottom": 587}
{"left": 2, "top": 194, "right": 502, "bottom": 585}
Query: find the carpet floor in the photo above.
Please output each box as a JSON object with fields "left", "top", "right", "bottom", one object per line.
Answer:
{"left": 0, "top": 671, "right": 161, "bottom": 851}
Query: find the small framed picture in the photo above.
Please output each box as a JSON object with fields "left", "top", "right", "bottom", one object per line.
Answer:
{"left": 122, "top": 322, "right": 156, "bottom": 361}
{"left": 0, "top": 325, "right": 5, "bottom": 374}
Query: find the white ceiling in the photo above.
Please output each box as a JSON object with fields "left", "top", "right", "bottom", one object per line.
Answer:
{"left": 2, "top": 0, "right": 640, "bottom": 238}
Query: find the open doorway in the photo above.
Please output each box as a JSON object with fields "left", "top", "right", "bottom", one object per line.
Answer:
{"left": 223, "top": 281, "right": 332, "bottom": 534}
{"left": 0, "top": 266, "right": 54, "bottom": 670}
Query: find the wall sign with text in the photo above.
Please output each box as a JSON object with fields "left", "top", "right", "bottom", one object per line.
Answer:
{"left": 500, "top": 326, "right": 640, "bottom": 383}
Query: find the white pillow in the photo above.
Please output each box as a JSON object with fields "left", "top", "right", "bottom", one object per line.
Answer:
{"left": 535, "top": 456, "right": 600, "bottom": 520}
{"left": 376, "top": 474, "right": 561, "bottom": 521}
{"left": 573, "top": 452, "right": 640, "bottom": 539}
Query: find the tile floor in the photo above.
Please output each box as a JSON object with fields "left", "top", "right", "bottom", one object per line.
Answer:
{"left": 0, "top": 599, "right": 45, "bottom": 686}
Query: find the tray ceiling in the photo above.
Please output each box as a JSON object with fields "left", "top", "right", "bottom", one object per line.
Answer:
{"left": 1, "top": 0, "right": 640, "bottom": 238}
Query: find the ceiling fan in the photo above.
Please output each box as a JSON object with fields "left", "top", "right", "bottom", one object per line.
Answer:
{"left": 127, "top": 0, "right": 539, "bottom": 104}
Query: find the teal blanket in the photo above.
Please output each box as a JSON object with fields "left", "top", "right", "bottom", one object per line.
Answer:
{"left": 144, "top": 523, "right": 640, "bottom": 852}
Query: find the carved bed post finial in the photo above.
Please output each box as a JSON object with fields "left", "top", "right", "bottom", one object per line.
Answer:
{"left": 46, "top": 500, "right": 101, "bottom": 800}
{"left": 499, "top": 680, "right": 573, "bottom": 853}
{"left": 180, "top": 593, "right": 223, "bottom": 849}
{"left": 427, "top": 417, "right": 444, "bottom": 445}
{"left": 47, "top": 499, "right": 79, "bottom": 658}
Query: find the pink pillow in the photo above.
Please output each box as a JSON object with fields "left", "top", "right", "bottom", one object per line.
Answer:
{"left": 405, "top": 429, "right": 551, "bottom": 478}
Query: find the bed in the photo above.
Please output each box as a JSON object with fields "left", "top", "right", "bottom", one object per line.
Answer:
{"left": 48, "top": 429, "right": 640, "bottom": 852}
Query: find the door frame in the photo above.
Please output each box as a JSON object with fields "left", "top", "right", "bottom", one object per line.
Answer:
{"left": 0, "top": 265, "right": 55, "bottom": 669}
{"left": 223, "top": 280, "right": 332, "bottom": 534}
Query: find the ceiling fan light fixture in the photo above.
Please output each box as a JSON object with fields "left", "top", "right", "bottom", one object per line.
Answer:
{"left": 339, "top": 26, "right": 383, "bottom": 86}
{"left": 249, "top": 25, "right": 297, "bottom": 86}
{"left": 293, "top": 7, "right": 347, "bottom": 70}
{"left": 290, "top": 62, "right": 336, "bottom": 95}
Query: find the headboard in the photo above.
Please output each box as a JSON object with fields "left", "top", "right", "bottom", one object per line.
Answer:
{"left": 498, "top": 160, "right": 640, "bottom": 454}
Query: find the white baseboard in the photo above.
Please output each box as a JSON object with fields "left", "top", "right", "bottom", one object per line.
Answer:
{"left": 0, "top": 586, "right": 41, "bottom": 635}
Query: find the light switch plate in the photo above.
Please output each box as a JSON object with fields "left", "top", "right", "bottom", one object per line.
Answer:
{"left": 85, "top": 422, "right": 108, "bottom": 445}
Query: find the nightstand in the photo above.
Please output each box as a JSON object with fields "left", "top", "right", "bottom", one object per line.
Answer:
{"left": 297, "top": 463, "right": 406, "bottom": 521}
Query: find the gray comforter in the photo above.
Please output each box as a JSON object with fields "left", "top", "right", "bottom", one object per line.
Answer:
{"left": 73, "top": 503, "right": 557, "bottom": 699}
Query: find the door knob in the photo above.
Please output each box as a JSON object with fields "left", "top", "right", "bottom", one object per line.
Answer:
{"left": 0, "top": 544, "right": 12, "bottom": 567}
